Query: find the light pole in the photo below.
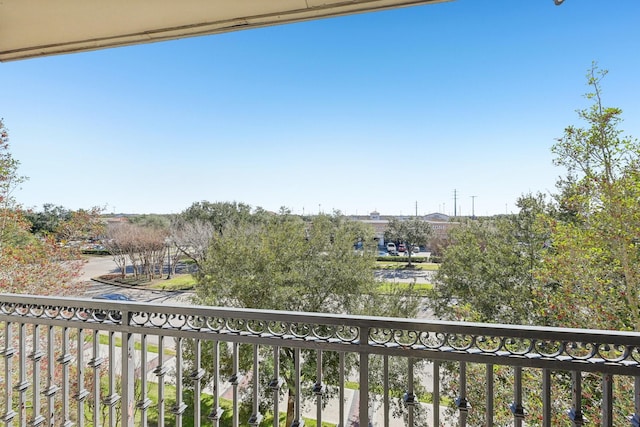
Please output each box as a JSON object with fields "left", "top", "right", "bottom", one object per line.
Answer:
{"left": 471, "top": 196, "right": 477, "bottom": 219}
{"left": 164, "top": 237, "right": 172, "bottom": 279}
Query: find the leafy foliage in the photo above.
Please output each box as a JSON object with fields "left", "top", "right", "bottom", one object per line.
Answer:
{"left": 537, "top": 63, "right": 640, "bottom": 331}
{"left": 427, "top": 193, "right": 549, "bottom": 324}
{"left": 427, "top": 64, "right": 640, "bottom": 426}
{"left": 384, "top": 217, "right": 433, "bottom": 266}
{"left": 190, "top": 212, "right": 420, "bottom": 425}
{"left": 0, "top": 119, "right": 83, "bottom": 295}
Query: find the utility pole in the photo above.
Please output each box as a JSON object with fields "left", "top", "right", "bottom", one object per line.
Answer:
{"left": 453, "top": 189, "right": 458, "bottom": 217}
{"left": 471, "top": 196, "right": 477, "bottom": 219}
{"left": 415, "top": 201, "right": 418, "bottom": 217}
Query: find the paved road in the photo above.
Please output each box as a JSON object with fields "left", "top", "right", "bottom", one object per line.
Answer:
{"left": 79, "top": 256, "right": 191, "bottom": 304}
{"left": 80, "top": 255, "right": 436, "bottom": 309}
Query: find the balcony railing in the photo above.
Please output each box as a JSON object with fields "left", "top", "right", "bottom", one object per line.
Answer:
{"left": 2, "top": 293, "right": 640, "bottom": 426}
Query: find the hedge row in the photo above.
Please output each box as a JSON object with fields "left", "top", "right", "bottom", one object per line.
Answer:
{"left": 376, "top": 256, "right": 441, "bottom": 263}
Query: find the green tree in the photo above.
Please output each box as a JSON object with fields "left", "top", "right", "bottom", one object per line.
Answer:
{"left": 128, "top": 213, "right": 172, "bottom": 230}
{"left": 426, "top": 193, "right": 549, "bottom": 324}
{"left": 537, "top": 63, "right": 640, "bottom": 333}
{"left": 427, "top": 64, "right": 640, "bottom": 426}
{"left": 0, "top": 119, "right": 83, "bottom": 295}
{"left": 0, "top": 118, "right": 28, "bottom": 250}
{"left": 24, "top": 203, "right": 71, "bottom": 236}
{"left": 191, "top": 212, "right": 421, "bottom": 425}
{"left": 179, "top": 201, "right": 256, "bottom": 234}
{"left": 384, "top": 217, "right": 433, "bottom": 266}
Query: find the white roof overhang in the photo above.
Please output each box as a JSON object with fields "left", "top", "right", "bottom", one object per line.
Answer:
{"left": 0, "top": 0, "right": 451, "bottom": 62}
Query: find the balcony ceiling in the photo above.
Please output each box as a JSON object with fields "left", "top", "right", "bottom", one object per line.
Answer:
{"left": 0, "top": 0, "right": 451, "bottom": 62}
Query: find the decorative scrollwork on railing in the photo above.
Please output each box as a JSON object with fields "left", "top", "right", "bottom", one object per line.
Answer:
{"left": 533, "top": 339, "right": 564, "bottom": 357}
{"left": 595, "top": 342, "right": 628, "bottom": 362}
{"left": 564, "top": 341, "right": 597, "bottom": 360}
{"left": 266, "top": 320, "right": 289, "bottom": 337}
{"left": 475, "top": 335, "right": 502, "bottom": 353}
{"left": 363, "top": 325, "right": 640, "bottom": 369}
{"left": 245, "top": 319, "right": 268, "bottom": 335}
{"left": 334, "top": 325, "right": 359, "bottom": 343}
{"left": 444, "top": 333, "right": 474, "bottom": 351}
{"left": 289, "top": 322, "right": 311, "bottom": 339}
{"left": 4, "top": 297, "right": 640, "bottom": 370}
{"left": 419, "top": 331, "right": 447, "bottom": 349}
{"left": 502, "top": 337, "right": 534, "bottom": 355}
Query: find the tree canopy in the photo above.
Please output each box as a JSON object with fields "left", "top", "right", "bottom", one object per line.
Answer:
{"left": 195, "top": 213, "right": 381, "bottom": 313}
{"left": 0, "top": 119, "right": 84, "bottom": 295}
{"left": 384, "top": 217, "right": 433, "bottom": 266}
{"left": 191, "top": 212, "right": 422, "bottom": 425}
{"left": 427, "top": 64, "right": 640, "bottom": 426}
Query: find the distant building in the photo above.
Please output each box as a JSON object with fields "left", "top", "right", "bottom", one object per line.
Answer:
{"left": 349, "top": 211, "right": 458, "bottom": 248}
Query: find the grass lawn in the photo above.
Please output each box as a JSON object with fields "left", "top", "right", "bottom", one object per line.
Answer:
{"left": 376, "top": 261, "right": 440, "bottom": 271}
{"left": 147, "top": 274, "right": 196, "bottom": 290}
{"left": 90, "top": 333, "right": 177, "bottom": 356}
{"left": 142, "top": 383, "right": 335, "bottom": 427}
{"left": 377, "top": 282, "right": 432, "bottom": 294}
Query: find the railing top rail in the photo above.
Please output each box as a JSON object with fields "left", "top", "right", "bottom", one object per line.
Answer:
{"left": 2, "top": 293, "right": 640, "bottom": 375}
{"left": 1, "top": 293, "right": 638, "bottom": 344}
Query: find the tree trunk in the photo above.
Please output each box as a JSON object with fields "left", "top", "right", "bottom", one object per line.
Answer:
{"left": 286, "top": 391, "right": 296, "bottom": 427}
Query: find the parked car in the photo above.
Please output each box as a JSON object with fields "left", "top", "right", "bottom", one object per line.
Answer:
{"left": 93, "top": 293, "right": 133, "bottom": 301}
{"left": 398, "top": 243, "right": 406, "bottom": 252}
{"left": 386, "top": 242, "right": 396, "bottom": 253}
{"left": 91, "top": 293, "right": 134, "bottom": 321}
{"left": 412, "top": 246, "right": 420, "bottom": 253}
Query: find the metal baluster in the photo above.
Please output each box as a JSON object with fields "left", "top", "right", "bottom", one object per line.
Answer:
{"left": 631, "top": 377, "right": 640, "bottom": 426}
{"left": 602, "top": 373, "right": 613, "bottom": 427}
{"left": 510, "top": 366, "right": 525, "bottom": 427}
{"left": 249, "top": 344, "right": 263, "bottom": 426}
{"left": 153, "top": 335, "right": 167, "bottom": 427}
{"left": 312, "top": 350, "right": 326, "bottom": 427}
{"left": 486, "top": 364, "right": 493, "bottom": 427}
{"left": 359, "top": 350, "right": 369, "bottom": 427}
{"left": 104, "top": 330, "right": 120, "bottom": 427}
{"left": 568, "top": 371, "right": 585, "bottom": 426}
{"left": 404, "top": 357, "right": 416, "bottom": 426}
{"left": 75, "top": 329, "right": 88, "bottom": 427}
{"left": 171, "top": 337, "right": 187, "bottom": 426}
{"left": 57, "top": 326, "right": 72, "bottom": 427}
{"left": 44, "top": 325, "right": 60, "bottom": 427}
{"left": 137, "top": 334, "right": 152, "bottom": 427}
{"left": 455, "top": 362, "right": 469, "bottom": 427}
{"left": 88, "top": 329, "right": 103, "bottom": 427}
{"left": 16, "top": 322, "right": 28, "bottom": 427}
{"left": 208, "top": 341, "right": 223, "bottom": 425}
{"left": 190, "top": 339, "right": 205, "bottom": 427}
{"left": 1, "top": 321, "right": 17, "bottom": 425}
{"left": 230, "top": 342, "right": 239, "bottom": 427}
{"left": 339, "top": 352, "right": 345, "bottom": 427}
{"left": 542, "top": 369, "right": 551, "bottom": 427}
{"left": 121, "top": 311, "right": 134, "bottom": 427}
{"left": 268, "top": 346, "right": 283, "bottom": 427}
{"left": 433, "top": 360, "right": 440, "bottom": 427}
{"left": 291, "top": 347, "right": 303, "bottom": 427}
{"left": 383, "top": 355, "right": 389, "bottom": 427}
{"left": 29, "top": 324, "right": 44, "bottom": 426}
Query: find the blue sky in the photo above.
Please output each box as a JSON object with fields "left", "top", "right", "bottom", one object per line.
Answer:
{"left": 2, "top": 0, "right": 640, "bottom": 217}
